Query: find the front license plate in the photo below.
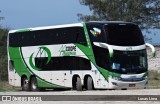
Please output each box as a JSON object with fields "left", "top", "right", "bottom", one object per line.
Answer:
{"left": 129, "top": 84, "right": 135, "bottom": 87}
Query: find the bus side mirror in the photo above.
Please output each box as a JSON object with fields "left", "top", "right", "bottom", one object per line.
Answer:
{"left": 99, "top": 43, "right": 113, "bottom": 58}
{"left": 145, "top": 43, "right": 156, "bottom": 58}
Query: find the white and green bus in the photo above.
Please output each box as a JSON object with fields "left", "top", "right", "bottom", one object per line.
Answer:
{"left": 8, "top": 21, "right": 156, "bottom": 91}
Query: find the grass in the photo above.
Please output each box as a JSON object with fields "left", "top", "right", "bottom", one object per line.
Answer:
{"left": 0, "top": 80, "right": 20, "bottom": 92}
{"left": 0, "top": 70, "right": 160, "bottom": 92}
{"left": 148, "top": 70, "right": 160, "bottom": 88}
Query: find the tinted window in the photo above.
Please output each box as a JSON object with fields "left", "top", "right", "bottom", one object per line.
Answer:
{"left": 35, "top": 56, "right": 91, "bottom": 71}
{"left": 105, "top": 24, "right": 144, "bottom": 46}
{"left": 9, "top": 27, "right": 86, "bottom": 47}
{"left": 92, "top": 45, "right": 110, "bottom": 69}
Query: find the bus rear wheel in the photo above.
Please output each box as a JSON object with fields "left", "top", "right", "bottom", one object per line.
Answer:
{"left": 87, "top": 77, "right": 94, "bottom": 90}
{"left": 76, "top": 77, "right": 82, "bottom": 91}
{"left": 22, "top": 77, "right": 30, "bottom": 91}
{"left": 30, "top": 77, "right": 40, "bottom": 91}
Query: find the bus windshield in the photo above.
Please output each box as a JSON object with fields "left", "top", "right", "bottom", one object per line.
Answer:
{"left": 110, "top": 50, "right": 148, "bottom": 74}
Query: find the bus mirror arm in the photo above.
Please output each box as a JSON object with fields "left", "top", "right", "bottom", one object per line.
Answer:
{"left": 99, "top": 43, "right": 113, "bottom": 58}
{"left": 145, "top": 43, "right": 156, "bottom": 58}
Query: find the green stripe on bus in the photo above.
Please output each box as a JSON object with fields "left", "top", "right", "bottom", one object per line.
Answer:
{"left": 9, "top": 47, "right": 32, "bottom": 78}
{"left": 15, "top": 29, "right": 31, "bottom": 33}
{"left": 9, "top": 47, "right": 66, "bottom": 88}
{"left": 81, "top": 23, "right": 120, "bottom": 81}
{"left": 37, "top": 77, "right": 67, "bottom": 88}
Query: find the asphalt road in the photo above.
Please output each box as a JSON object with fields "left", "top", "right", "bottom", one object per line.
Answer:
{"left": 0, "top": 89, "right": 160, "bottom": 104}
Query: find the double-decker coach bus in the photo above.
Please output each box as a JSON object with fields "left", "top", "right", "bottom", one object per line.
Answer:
{"left": 7, "top": 21, "right": 156, "bottom": 91}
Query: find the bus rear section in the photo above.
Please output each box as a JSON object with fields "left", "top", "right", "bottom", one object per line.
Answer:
{"left": 7, "top": 23, "right": 98, "bottom": 91}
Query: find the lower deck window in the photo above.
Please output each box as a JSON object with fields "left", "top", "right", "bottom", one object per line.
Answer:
{"left": 35, "top": 56, "right": 91, "bottom": 71}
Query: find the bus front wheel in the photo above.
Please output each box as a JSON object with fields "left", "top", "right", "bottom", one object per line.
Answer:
{"left": 22, "top": 77, "right": 30, "bottom": 91}
{"left": 76, "top": 77, "right": 82, "bottom": 91}
{"left": 30, "top": 77, "right": 40, "bottom": 91}
{"left": 87, "top": 76, "right": 94, "bottom": 90}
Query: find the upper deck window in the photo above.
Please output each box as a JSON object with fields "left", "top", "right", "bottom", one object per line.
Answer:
{"left": 9, "top": 27, "right": 86, "bottom": 47}
{"left": 105, "top": 24, "right": 145, "bottom": 46}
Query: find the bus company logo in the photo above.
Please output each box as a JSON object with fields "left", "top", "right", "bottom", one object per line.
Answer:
{"left": 59, "top": 45, "right": 76, "bottom": 56}
{"left": 29, "top": 46, "right": 51, "bottom": 71}
{"left": 90, "top": 27, "right": 101, "bottom": 37}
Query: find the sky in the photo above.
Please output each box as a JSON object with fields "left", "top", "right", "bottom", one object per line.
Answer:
{"left": 0, "top": 0, "right": 91, "bottom": 29}
{"left": 0, "top": 0, "right": 159, "bottom": 44}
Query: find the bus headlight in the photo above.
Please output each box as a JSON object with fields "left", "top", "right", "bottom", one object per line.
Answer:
{"left": 111, "top": 76, "right": 121, "bottom": 81}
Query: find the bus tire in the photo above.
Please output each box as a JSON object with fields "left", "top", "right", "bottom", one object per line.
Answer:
{"left": 30, "top": 77, "right": 40, "bottom": 91}
{"left": 22, "top": 77, "right": 30, "bottom": 91}
{"left": 87, "top": 77, "right": 94, "bottom": 90}
{"left": 76, "top": 77, "right": 82, "bottom": 91}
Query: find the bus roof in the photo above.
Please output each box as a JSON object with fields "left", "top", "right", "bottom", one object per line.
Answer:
{"left": 86, "top": 21, "right": 137, "bottom": 25}
{"left": 9, "top": 21, "right": 136, "bottom": 33}
{"left": 9, "top": 23, "right": 83, "bottom": 33}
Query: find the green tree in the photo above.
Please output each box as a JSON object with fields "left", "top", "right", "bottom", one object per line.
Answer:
{"left": 0, "top": 11, "right": 8, "bottom": 81}
{"left": 0, "top": 28, "right": 8, "bottom": 81}
{"left": 78, "top": 0, "right": 160, "bottom": 29}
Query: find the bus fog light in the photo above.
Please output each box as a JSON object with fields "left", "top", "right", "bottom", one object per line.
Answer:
{"left": 112, "top": 82, "right": 118, "bottom": 86}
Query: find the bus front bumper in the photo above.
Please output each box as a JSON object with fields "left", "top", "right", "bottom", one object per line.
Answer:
{"left": 109, "top": 78, "right": 148, "bottom": 89}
